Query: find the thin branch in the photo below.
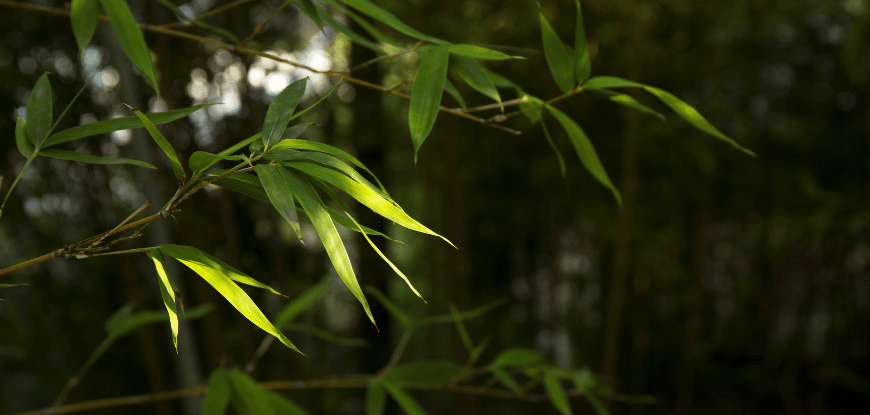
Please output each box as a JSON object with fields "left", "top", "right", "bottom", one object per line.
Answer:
{"left": 235, "top": 0, "right": 294, "bottom": 50}
{"left": 350, "top": 40, "right": 424, "bottom": 73}
{"left": 89, "top": 201, "right": 151, "bottom": 248}
{"left": 163, "top": 0, "right": 257, "bottom": 28}
{"left": 452, "top": 97, "right": 528, "bottom": 114}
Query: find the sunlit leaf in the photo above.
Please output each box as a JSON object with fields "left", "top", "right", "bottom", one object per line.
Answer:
{"left": 384, "top": 360, "right": 464, "bottom": 385}
{"left": 188, "top": 151, "right": 242, "bottom": 173}
{"left": 539, "top": 10, "right": 575, "bottom": 93}
{"left": 44, "top": 104, "right": 214, "bottom": 148}
{"left": 449, "top": 44, "right": 522, "bottom": 60}
{"left": 40, "top": 149, "right": 156, "bottom": 169}
{"left": 326, "top": 205, "right": 403, "bottom": 242}
{"left": 366, "top": 381, "right": 387, "bottom": 415}
{"left": 273, "top": 152, "right": 391, "bottom": 203}
{"left": 451, "top": 55, "right": 501, "bottom": 104}
{"left": 541, "top": 122, "right": 567, "bottom": 178}
{"left": 263, "top": 78, "right": 308, "bottom": 148}
{"left": 341, "top": 0, "right": 447, "bottom": 45}
{"left": 490, "top": 347, "right": 544, "bottom": 367}
{"left": 98, "top": 0, "right": 160, "bottom": 94}
{"left": 270, "top": 139, "right": 390, "bottom": 196}
{"left": 147, "top": 249, "right": 179, "bottom": 352}
{"left": 132, "top": 107, "right": 185, "bottom": 179}
{"left": 255, "top": 164, "right": 303, "bottom": 242}
{"left": 409, "top": 45, "right": 450, "bottom": 160}
{"left": 15, "top": 116, "right": 33, "bottom": 157}
{"left": 573, "top": 0, "right": 591, "bottom": 83}
{"left": 546, "top": 105, "right": 622, "bottom": 208}
{"left": 71, "top": 0, "right": 100, "bottom": 54}
{"left": 544, "top": 374, "right": 573, "bottom": 415}
{"left": 25, "top": 73, "right": 52, "bottom": 149}
{"left": 158, "top": 244, "right": 300, "bottom": 353}
{"left": 380, "top": 380, "right": 428, "bottom": 415}
{"left": 443, "top": 80, "right": 467, "bottom": 109}
{"left": 201, "top": 370, "right": 231, "bottom": 415}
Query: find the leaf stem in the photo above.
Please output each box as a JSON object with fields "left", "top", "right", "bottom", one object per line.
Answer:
{"left": 0, "top": 153, "right": 38, "bottom": 220}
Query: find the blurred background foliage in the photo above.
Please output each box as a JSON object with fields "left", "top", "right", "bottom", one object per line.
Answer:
{"left": 1, "top": 0, "right": 869, "bottom": 414}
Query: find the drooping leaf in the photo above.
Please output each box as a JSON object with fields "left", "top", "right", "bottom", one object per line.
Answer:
{"left": 39, "top": 149, "right": 156, "bottom": 169}
{"left": 71, "top": 0, "right": 100, "bottom": 54}
{"left": 546, "top": 105, "right": 622, "bottom": 208}
{"left": 273, "top": 152, "right": 391, "bottom": 203}
{"left": 147, "top": 249, "right": 179, "bottom": 352}
{"left": 224, "top": 370, "right": 275, "bottom": 415}
{"left": 588, "top": 89, "right": 665, "bottom": 120}
{"left": 380, "top": 380, "right": 428, "bottom": 415}
{"left": 44, "top": 104, "right": 214, "bottom": 148}
{"left": 539, "top": 10, "right": 576, "bottom": 93}
{"left": 98, "top": 0, "right": 160, "bottom": 94}
{"left": 492, "top": 368, "right": 523, "bottom": 395}
{"left": 274, "top": 277, "right": 329, "bottom": 328}
{"left": 326, "top": 205, "right": 403, "bottom": 242}
{"left": 340, "top": 0, "right": 447, "bottom": 45}
{"left": 541, "top": 121, "right": 567, "bottom": 177}
{"left": 280, "top": 169, "right": 376, "bottom": 326}
{"left": 201, "top": 370, "right": 232, "bottom": 415}
{"left": 25, "top": 73, "right": 52, "bottom": 149}
{"left": 363, "top": 286, "right": 410, "bottom": 327}
{"left": 409, "top": 45, "right": 450, "bottom": 160}
{"left": 269, "top": 139, "right": 390, "bottom": 195}
{"left": 283, "top": 322, "right": 368, "bottom": 347}
{"left": 0, "top": 283, "right": 29, "bottom": 288}
{"left": 188, "top": 151, "right": 242, "bottom": 173}
{"left": 384, "top": 360, "right": 464, "bottom": 385}
{"left": 264, "top": 390, "right": 309, "bottom": 415}
{"left": 366, "top": 381, "right": 387, "bottom": 415}
{"left": 449, "top": 44, "right": 522, "bottom": 60}
{"left": 448, "top": 304, "right": 476, "bottom": 358}
{"left": 490, "top": 347, "right": 545, "bottom": 367}
{"left": 582, "top": 76, "right": 755, "bottom": 156}
{"left": 132, "top": 107, "right": 185, "bottom": 179}
{"left": 15, "top": 116, "right": 33, "bottom": 157}
{"left": 451, "top": 55, "right": 501, "bottom": 103}
{"left": 573, "top": 0, "right": 591, "bottom": 83}
{"left": 481, "top": 67, "right": 522, "bottom": 90}
{"left": 544, "top": 374, "right": 573, "bottom": 415}
{"left": 255, "top": 164, "right": 303, "bottom": 242}
{"left": 443, "top": 80, "right": 467, "bottom": 109}
{"left": 262, "top": 78, "right": 308, "bottom": 148}
{"left": 281, "top": 122, "right": 315, "bottom": 141}
{"left": 213, "top": 175, "right": 270, "bottom": 204}
{"left": 158, "top": 244, "right": 300, "bottom": 353}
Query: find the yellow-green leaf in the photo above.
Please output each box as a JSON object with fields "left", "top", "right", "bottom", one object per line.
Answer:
{"left": 255, "top": 164, "right": 303, "bottom": 242}
{"left": 147, "top": 249, "right": 179, "bottom": 352}
{"left": 132, "top": 107, "right": 185, "bottom": 179}
{"left": 409, "top": 45, "right": 450, "bottom": 161}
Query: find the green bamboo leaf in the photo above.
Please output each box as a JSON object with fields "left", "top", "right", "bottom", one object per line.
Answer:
{"left": 104, "top": 302, "right": 134, "bottom": 334}
{"left": 255, "top": 164, "right": 303, "bottom": 242}
{"left": 281, "top": 122, "right": 315, "bottom": 141}
{"left": 443, "top": 80, "right": 467, "bottom": 109}
{"left": 363, "top": 286, "right": 410, "bottom": 327}
{"left": 71, "top": 0, "right": 100, "bottom": 54}
{"left": 213, "top": 176, "right": 270, "bottom": 204}
{"left": 155, "top": 0, "right": 239, "bottom": 43}
{"left": 147, "top": 249, "right": 179, "bottom": 352}
{"left": 490, "top": 347, "right": 544, "bottom": 367}
{"left": 270, "top": 139, "right": 389, "bottom": 196}
{"left": 273, "top": 151, "right": 391, "bottom": 203}
{"left": 449, "top": 44, "right": 522, "bottom": 60}
{"left": 44, "top": 104, "right": 214, "bottom": 148}
{"left": 264, "top": 390, "right": 309, "bottom": 415}
{"left": 541, "top": 121, "right": 567, "bottom": 177}
{"left": 409, "top": 45, "right": 450, "bottom": 160}
{"left": 380, "top": 380, "right": 428, "bottom": 415}
{"left": 201, "top": 370, "right": 232, "bottom": 415}
{"left": 263, "top": 78, "right": 308, "bottom": 148}
{"left": 481, "top": 67, "right": 522, "bottom": 90}
{"left": 98, "top": 0, "right": 160, "bottom": 94}
{"left": 280, "top": 169, "right": 376, "bottom": 327}
{"left": 39, "top": 149, "right": 156, "bottom": 169}
{"left": 585, "top": 391, "right": 610, "bottom": 415}
{"left": 283, "top": 162, "right": 452, "bottom": 246}
{"left": 588, "top": 89, "right": 665, "bottom": 120}
{"left": 189, "top": 151, "right": 242, "bottom": 173}
{"left": 225, "top": 370, "right": 275, "bottom": 415}
{"left": 366, "top": 381, "right": 387, "bottom": 415}
{"left": 448, "top": 304, "right": 475, "bottom": 358}
{"left": 320, "top": 0, "right": 401, "bottom": 48}
{"left": 582, "top": 76, "right": 755, "bottom": 156}
{"left": 544, "top": 374, "right": 573, "bottom": 415}
{"left": 451, "top": 55, "right": 501, "bottom": 103}
{"left": 274, "top": 277, "right": 329, "bottom": 328}
{"left": 539, "top": 10, "right": 576, "bottom": 93}
{"left": 492, "top": 368, "right": 523, "bottom": 395}
{"left": 327, "top": 205, "right": 403, "bottom": 242}
{"left": 519, "top": 95, "right": 544, "bottom": 123}
{"left": 573, "top": 0, "right": 591, "bottom": 83}
{"left": 131, "top": 107, "right": 185, "bottom": 179}
{"left": 300, "top": 1, "right": 385, "bottom": 53}
{"left": 384, "top": 360, "right": 464, "bottom": 385}
{"left": 25, "top": 73, "right": 52, "bottom": 149}
{"left": 158, "top": 244, "right": 300, "bottom": 353}
{"left": 15, "top": 116, "right": 33, "bottom": 157}
{"left": 546, "top": 105, "right": 622, "bottom": 208}
{"left": 340, "top": 0, "right": 447, "bottom": 45}
{"left": 295, "top": 0, "right": 323, "bottom": 31}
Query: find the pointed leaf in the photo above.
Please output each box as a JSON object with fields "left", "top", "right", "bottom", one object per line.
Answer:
{"left": 541, "top": 121, "right": 567, "bottom": 177}
{"left": 519, "top": 95, "right": 544, "bottom": 123}
{"left": 451, "top": 55, "right": 501, "bottom": 103}
{"left": 380, "top": 380, "right": 428, "bottom": 415}
{"left": 448, "top": 304, "right": 475, "bottom": 358}
{"left": 366, "top": 381, "right": 387, "bottom": 415}
{"left": 490, "top": 347, "right": 544, "bottom": 367}
{"left": 384, "top": 360, "right": 464, "bottom": 385}
{"left": 158, "top": 244, "right": 300, "bottom": 352}
{"left": 492, "top": 368, "right": 523, "bottom": 395}
{"left": 264, "top": 390, "right": 309, "bottom": 415}
{"left": 25, "top": 73, "right": 52, "bottom": 149}
{"left": 409, "top": 45, "right": 450, "bottom": 160}
{"left": 201, "top": 370, "right": 232, "bottom": 415}
{"left": 443, "top": 80, "right": 467, "bottom": 109}
{"left": 544, "top": 374, "right": 573, "bottom": 415}
{"left": 320, "top": 0, "right": 401, "bottom": 47}
{"left": 40, "top": 149, "right": 156, "bottom": 169}
{"left": 270, "top": 139, "right": 390, "bottom": 196}
{"left": 296, "top": 0, "right": 323, "bottom": 31}
{"left": 225, "top": 370, "right": 275, "bottom": 415}
{"left": 131, "top": 108, "right": 185, "bottom": 179}
{"left": 272, "top": 151, "right": 391, "bottom": 203}
{"left": 274, "top": 277, "right": 329, "bottom": 328}
{"left": 327, "top": 205, "right": 403, "bottom": 242}
{"left": 189, "top": 151, "right": 242, "bottom": 173}
{"left": 263, "top": 78, "right": 308, "bottom": 148}
{"left": 255, "top": 164, "right": 303, "bottom": 242}
{"left": 98, "top": 0, "right": 159, "bottom": 93}
{"left": 340, "top": 0, "right": 447, "bottom": 45}
{"left": 280, "top": 169, "right": 376, "bottom": 326}
{"left": 281, "top": 122, "right": 314, "bottom": 141}
{"left": 71, "top": 0, "right": 100, "bottom": 54}
{"left": 481, "top": 67, "right": 522, "bottom": 90}
{"left": 573, "top": 0, "right": 591, "bottom": 83}
{"left": 15, "top": 116, "right": 33, "bottom": 157}
{"left": 213, "top": 175, "right": 270, "bottom": 204}
{"left": 419, "top": 297, "right": 508, "bottom": 325}
{"left": 449, "top": 44, "right": 522, "bottom": 60}
{"left": 147, "top": 249, "right": 179, "bottom": 352}
{"left": 546, "top": 105, "right": 622, "bottom": 208}
{"left": 44, "top": 104, "right": 214, "bottom": 148}
{"left": 589, "top": 89, "right": 664, "bottom": 120}
{"left": 540, "top": 11, "right": 576, "bottom": 93}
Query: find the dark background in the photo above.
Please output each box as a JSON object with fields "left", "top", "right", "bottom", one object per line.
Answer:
{"left": 1, "top": 0, "right": 869, "bottom": 414}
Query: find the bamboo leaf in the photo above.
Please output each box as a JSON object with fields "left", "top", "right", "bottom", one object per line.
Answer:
{"left": 301, "top": 1, "right": 386, "bottom": 53}
{"left": 546, "top": 105, "right": 622, "bottom": 208}
{"left": 448, "top": 304, "right": 475, "bottom": 358}
{"left": 443, "top": 80, "right": 467, "bottom": 109}
{"left": 380, "top": 380, "right": 428, "bottom": 415}
{"left": 158, "top": 244, "right": 300, "bottom": 353}
{"left": 270, "top": 139, "right": 389, "bottom": 196}
{"left": 15, "top": 116, "right": 33, "bottom": 157}
{"left": 25, "top": 73, "right": 52, "bottom": 149}
{"left": 295, "top": 0, "right": 323, "bottom": 31}
{"left": 588, "top": 89, "right": 664, "bottom": 120}
{"left": 320, "top": 0, "right": 401, "bottom": 47}
{"left": 482, "top": 67, "right": 522, "bottom": 90}
{"left": 279, "top": 169, "right": 376, "bottom": 327}
{"left": 363, "top": 286, "right": 410, "bottom": 327}
{"left": 264, "top": 390, "right": 309, "bottom": 415}
{"left": 541, "top": 121, "right": 567, "bottom": 177}
{"left": 449, "top": 44, "right": 522, "bottom": 60}
{"left": 490, "top": 347, "right": 544, "bottom": 367}
{"left": 71, "top": 0, "right": 100, "bottom": 54}
{"left": 340, "top": 0, "right": 447, "bottom": 45}
{"left": 419, "top": 297, "right": 508, "bottom": 325}
{"left": 189, "top": 151, "right": 242, "bottom": 173}
{"left": 539, "top": 10, "right": 576, "bottom": 93}
{"left": 327, "top": 205, "right": 403, "bottom": 242}
{"left": 366, "top": 381, "right": 387, "bottom": 415}
{"left": 492, "top": 368, "right": 523, "bottom": 395}
{"left": 283, "top": 322, "right": 368, "bottom": 347}
{"left": 155, "top": 0, "right": 239, "bottom": 43}
{"left": 98, "top": 0, "right": 160, "bottom": 94}
{"left": 44, "top": 104, "right": 213, "bottom": 148}
{"left": 40, "top": 149, "right": 156, "bottom": 169}
{"left": 201, "top": 370, "right": 232, "bottom": 415}
{"left": 582, "top": 76, "right": 755, "bottom": 156}
{"left": 573, "top": 0, "right": 591, "bottom": 83}
{"left": 272, "top": 151, "right": 391, "bottom": 203}
{"left": 225, "top": 370, "right": 275, "bottom": 415}
{"left": 213, "top": 175, "right": 270, "bottom": 204}
{"left": 131, "top": 107, "right": 185, "bottom": 179}
{"left": 451, "top": 55, "right": 501, "bottom": 103}
{"left": 409, "top": 45, "right": 450, "bottom": 161}
{"left": 263, "top": 78, "right": 308, "bottom": 148}
{"left": 544, "top": 374, "right": 573, "bottom": 415}
{"left": 147, "top": 249, "right": 179, "bottom": 352}
{"left": 384, "top": 360, "right": 464, "bottom": 385}
{"left": 255, "top": 164, "right": 303, "bottom": 242}
{"left": 107, "top": 310, "right": 173, "bottom": 338}
{"left": 519, "top": 94, "right": 544, "bottom": 123}
{"left": 274, "top": 277, "right": 329, "bottom": 328}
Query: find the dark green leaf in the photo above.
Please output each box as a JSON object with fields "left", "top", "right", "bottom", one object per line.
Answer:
{"left": 44, "top": 104, "right": 214, "bottom": 148}
{"left": 546, "top": 105, "right": 622, "bottom": 208}
{"left": 225, "top": 370, "right": 275, "bottom": 415}
{"left": 255, "top": 164, "right": 303, "bottom": 242}
{"left": 419, "top": 297, "right": 508, "bottom": 325}
{"left": 443, "top": 80, "right": 467, "bottom": 109}
{"left": 380, "top": 380, "right": 428, "bottom": 415}
{"left": 71, "top": 0, "right": 100, "bottom": 54}
{"left": 98, "top": 0, "right": 159, "bottom": 94}
{"left": 541, "top": 122, "right": 567, "bottom": 177}
{"left": 201, "top": 370, "right": 231, "bottom": 415}
{"left": 451, "top": 55, "right": 501, "bottom": 103}
{"left": 544, "top": 374, "right": 573, "bottom": 415}
{"left": 409, "top": 45, "right": 450, "bottom": 160}
{"left": 263, "top": 78, "right": 308, "bottom": 148}
{"left": 490, "top": 347, "right": 544, "bottom": 367}
{"left": 573, "top": 0, "right": 591, "bottom": 83}
{"left": 492, "top": 368, "right": 523, "bottom": 395}
{"left": 189, "top": 151, "right": 242, "bottom": 173}
{"left": 15, "top": 116, "right": 33, "bottom": 157}
{"left": 40, "top": 149, "right": 156, "bottom": 169}
{"left": 586, "top": 391, "right": 610, "bottom": 415}
{"left": 321, "top": 0, "right": 401, "bottom": 47}
{"left": 588, "top": 89, "right": 665, "bottom": 120}
{"left": 213, "top": 175, "right": 270, "bottom": 204}
{"left": 384, "top": 360, "right": 464, "bottom": 385}
{"left": 296, "top": 0, "right": 322, "bottom": 31}
{"left": 25, "top": 73, "right": 52, "bottom": 149}
{"left": 519, "top": 94, "right": 544, "bottom": 123}
{"left": 104, "top": 302, "right": 134, "bottom": 334}
{"left": 539, "top": 11, "right": 576, "bottom": 93}
{"left": 107, "top": 310, "right": 171, "bottom": 338}
{"left": 449, "top": 44, "right": 522, "bottom": 60}
{"left": 147, "top": 249, "right": 179, "bottom": 351}
{"left": 448, "top": 304, "right": 475, "bottom": 358}
{"left": 264, "top": 390, "right": 309, "bottom": 415}
{"left": 132, "top": 108, "right": 185, "bottom": 179}
{"left": 366, "top": 381, "right": 387, "bottom": 415}
{"left": 283, "top": 323, "right": 368, "bottom": 347}
{"left": 281, "top": 122, "right": 315, "bottom": 141}
{"left": 481, "top": 67, "right": 521, "bottom": 90}
{"left": 341, "top": 0, "right": 447, "bottom": 45}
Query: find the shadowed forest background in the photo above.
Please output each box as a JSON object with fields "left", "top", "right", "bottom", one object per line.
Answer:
{"left": 1, "top": 0, "right": 869, "bottom": 414}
